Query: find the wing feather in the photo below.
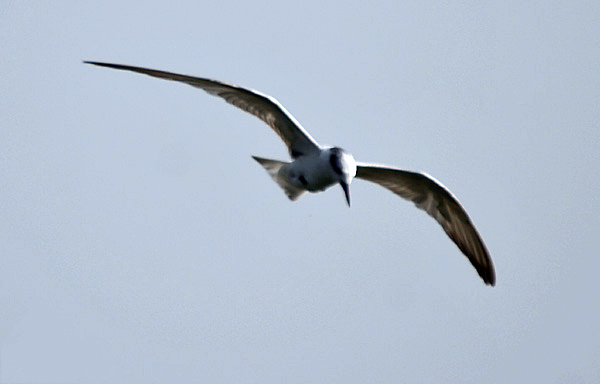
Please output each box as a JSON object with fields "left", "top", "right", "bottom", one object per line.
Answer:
{"left": 356, "top": 163, "right": 495, "bottom": 286}
{"left": 84, "top": 61, "right": 320, "bottom": 158}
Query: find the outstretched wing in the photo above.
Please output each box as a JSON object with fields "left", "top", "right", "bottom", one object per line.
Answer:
{"left": 356, "top": 163, "right": 495, "bottom": 286}
{"left": 84, "top": 61, "right": 321, "bottom": 158}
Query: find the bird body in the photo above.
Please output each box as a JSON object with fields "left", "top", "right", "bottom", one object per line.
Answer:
{"left": 85, "top": 60, "right": 496, "bottom": 286}
{"left": 253, "top": 146, "right": 356, "bottom": 204}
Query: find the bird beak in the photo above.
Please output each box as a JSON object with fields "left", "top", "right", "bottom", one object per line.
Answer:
{"left": 340, "top": 181, "right": 351, "bottom": 207}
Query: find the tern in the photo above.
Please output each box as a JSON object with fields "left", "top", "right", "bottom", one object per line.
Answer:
{"left": 85, "top": 61, "right": 496, "bottom": 286}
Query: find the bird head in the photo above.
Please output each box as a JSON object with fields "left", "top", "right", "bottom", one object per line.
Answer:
{"left": 328, "top": 147, "right": 357, "bottom": 207}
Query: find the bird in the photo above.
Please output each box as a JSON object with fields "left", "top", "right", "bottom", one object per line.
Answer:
{"left": 84, "top": 60, "right": 496, "bottom": 286}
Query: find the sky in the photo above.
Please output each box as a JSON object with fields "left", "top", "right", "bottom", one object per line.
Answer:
{"left": 1, "top": 1, "right": 599, "bottom": 383}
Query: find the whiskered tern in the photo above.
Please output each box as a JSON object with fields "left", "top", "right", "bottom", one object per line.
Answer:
{"left": 85, "top": 61, "right": 496, "bottom": 286}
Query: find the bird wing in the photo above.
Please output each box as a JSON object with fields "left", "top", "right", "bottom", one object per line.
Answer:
{"left": 84, "top": 61, "right": 321, "bottom": 158}
{"left": 355, "top": 163, "right": 495, "bottom": 286}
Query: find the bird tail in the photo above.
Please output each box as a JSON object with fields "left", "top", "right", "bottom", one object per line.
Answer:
{"left": 252, "top": 156, "right": 306, "bottom": 201}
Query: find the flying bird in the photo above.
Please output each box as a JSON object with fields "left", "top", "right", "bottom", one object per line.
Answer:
{"left": 84, "top": 61, "right": 496, "bottom": 286}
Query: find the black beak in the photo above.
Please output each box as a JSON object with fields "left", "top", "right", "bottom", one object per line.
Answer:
{"left": 340, "top": 181, "right": 351, "bottom": 207}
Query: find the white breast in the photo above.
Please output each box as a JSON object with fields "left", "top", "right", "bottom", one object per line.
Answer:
{"left": 284, "top": 153, "right": 338, "bottom": 192}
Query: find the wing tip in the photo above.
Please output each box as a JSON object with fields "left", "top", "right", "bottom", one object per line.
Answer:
{"left": 83, "top": 60, "right": 117, "bottom": 69}
{"left": 484, "top": 274, "right": 496, "bottom": 286}
{"left": 484, "top": 268, "right": 496, "bottom": 287}
{"left": 473, "top": 257, "right": 496, "bottom": 287}
{"left": 476, "top": 257, "right": 496, "bottom": 286}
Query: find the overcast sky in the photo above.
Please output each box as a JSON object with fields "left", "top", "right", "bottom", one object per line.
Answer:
{"left": 2, "top": 1, "right": 599, "bottom": 383}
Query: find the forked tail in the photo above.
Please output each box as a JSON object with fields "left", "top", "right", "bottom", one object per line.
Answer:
{"left": 252, "top": 156, "right": 306, "bottom": 201}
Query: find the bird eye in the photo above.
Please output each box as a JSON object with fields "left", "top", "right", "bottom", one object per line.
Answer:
{"left": 329, "top": 153, "right": 343, "bottom": 175}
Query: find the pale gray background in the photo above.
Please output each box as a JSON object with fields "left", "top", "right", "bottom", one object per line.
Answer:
{"left": 2, "top": 1, "right": 599, "bottom": 383}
